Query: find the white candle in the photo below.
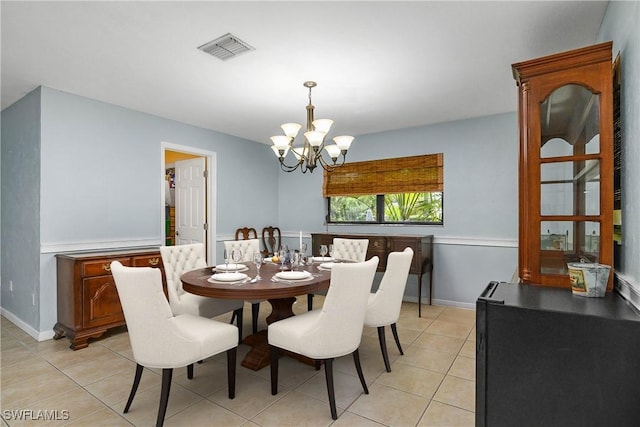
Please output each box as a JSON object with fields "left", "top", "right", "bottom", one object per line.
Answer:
{"left": 299, "top": 231, "right": 303, "bottom": 250}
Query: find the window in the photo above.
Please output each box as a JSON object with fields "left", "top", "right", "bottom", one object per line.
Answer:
{"left": 324, "top": 154, "right": 443, "bottom": 225}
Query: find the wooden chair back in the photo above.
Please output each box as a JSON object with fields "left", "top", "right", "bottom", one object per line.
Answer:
{"left": 261, "top": 226, "right": 282, "bottom": 256}
{"left": 235, "top": 227, "right": 258, "bottom": 240}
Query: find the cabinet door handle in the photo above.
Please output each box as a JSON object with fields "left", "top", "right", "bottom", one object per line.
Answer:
{"left": 102, "top": 263, "right": 111, "bottom": 272}
{"left": 148, "top": 258, "right": 160, "bottom": 266}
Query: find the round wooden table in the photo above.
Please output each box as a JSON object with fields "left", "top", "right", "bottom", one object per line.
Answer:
{"left": 181, "top": 261, "right": 331, "bottom": 370}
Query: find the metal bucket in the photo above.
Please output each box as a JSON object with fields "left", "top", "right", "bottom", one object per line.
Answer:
{"left": 567, "top": 262, "right": 611, "bottom": 297}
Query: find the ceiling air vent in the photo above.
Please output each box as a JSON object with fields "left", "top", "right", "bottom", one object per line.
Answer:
{"left": 197, "top": 33, "right": 254, "bottom": 61}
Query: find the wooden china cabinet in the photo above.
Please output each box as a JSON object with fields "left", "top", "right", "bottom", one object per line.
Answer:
{"left": 512, "top": 42, "right": 614, "bottom": 289}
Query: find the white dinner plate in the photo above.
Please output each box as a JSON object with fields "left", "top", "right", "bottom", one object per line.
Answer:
{"left": 275, "top": 271, "right": 312, "bottom": 280}
{"left": 210, "top": 272, "right": 248, "bottom": 282}
{"left": 319, "top": 262, "right": 334, "bottom": 270}
{"left": 214, "top": 264, "right": 247, "bottom": 272}
{"left": 312, "top": 257, "right": 333, "bottom": 262}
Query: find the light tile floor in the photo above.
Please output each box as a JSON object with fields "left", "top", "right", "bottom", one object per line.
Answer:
{"left": 1, "top": 299, "right": 475, "bottom": 426}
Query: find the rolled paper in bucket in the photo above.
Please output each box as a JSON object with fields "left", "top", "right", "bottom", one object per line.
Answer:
{"left": 567, "top": 262, "right": 611, "bottom": 297}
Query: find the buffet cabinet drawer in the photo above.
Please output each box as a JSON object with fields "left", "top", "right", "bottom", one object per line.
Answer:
{"left": 133, "top": 254, "right": 162, "bottom": 267}
{"left": 83, "top": 258, "right": 131, "bottom": 277}
{"left": 54, "top": 248, "right": 165, "bottom": 350}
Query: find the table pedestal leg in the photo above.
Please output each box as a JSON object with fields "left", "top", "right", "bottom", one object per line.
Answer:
{"left": 240, "top": 297, "right": 296, "bottom": 371}
{"left": 266, "top": 297, "right": 296, "bottom": 324}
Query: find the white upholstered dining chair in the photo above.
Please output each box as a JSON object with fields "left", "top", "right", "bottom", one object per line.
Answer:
{"left": 332, "top": 237, "right": 370, "bottom": 262}
{"left": 269, "top": 257, "right": 379, "bottom": 420}
{"left": 223, "top": 239, "right": 263, "bottom": 334}
{"left": 110, "top": 261, "right": 238, "bottom": 427}
{"left": 364, "top": 247, "right": 414, "bottom": 372}
{"left": 307, "top": 237, "right": 370, "bottom": 310}
{"left": 223, "top": 238, "right": 260, "bottom": 261}
{"left": 160, "top": 243, "right": 245, "bottom": 341}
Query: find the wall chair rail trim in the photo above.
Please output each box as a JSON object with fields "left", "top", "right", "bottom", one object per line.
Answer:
{"left": 40, "top": 239, "right": 162, "bottom": 254}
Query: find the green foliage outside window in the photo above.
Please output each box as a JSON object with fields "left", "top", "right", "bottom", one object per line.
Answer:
{"left": 384, "top": 192, "right": 442, "bottom": 223}
{"left": 329, "top": 195, "right": 377, "bottom": 222}
{"left": 329, "top": 192, "right": 443, "bottom": 224}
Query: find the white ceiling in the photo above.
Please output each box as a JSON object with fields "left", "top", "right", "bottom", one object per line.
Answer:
{"left": 1, "top": 1, "right": 608, "bottom": 144}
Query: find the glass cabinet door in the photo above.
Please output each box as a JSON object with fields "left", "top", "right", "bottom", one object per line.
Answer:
{"left": 538, "top": 84, "right": 602, "bottom": 277}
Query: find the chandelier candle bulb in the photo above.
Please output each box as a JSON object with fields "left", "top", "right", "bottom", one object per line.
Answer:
{"left": 333, "top": 135, "right": 354, "bottom": 151}
{"left": 324, "top": 144, "right": 341, "bottom": 161}
{"left": 281, "top": 123, "right": 302, "bottom": 138}
{"left": 304, "top": 131, "right": 325, "bottom": 147}
{"left": 271, "top": 135, "right": 291, "bottom": 150}
{"left": 271, "top": 145, "right": 289, "bottom": 158}
{"left": 312, "top": 119, "right": 333, "bottom": 133}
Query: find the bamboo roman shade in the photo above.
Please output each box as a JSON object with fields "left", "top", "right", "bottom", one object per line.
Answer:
{"left": 323, "top": 153, "right": 443, "bottom": 197}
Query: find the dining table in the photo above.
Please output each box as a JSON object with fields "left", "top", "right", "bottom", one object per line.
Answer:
{"left": 181, "top": 259, "right": 333, "bottom": 371}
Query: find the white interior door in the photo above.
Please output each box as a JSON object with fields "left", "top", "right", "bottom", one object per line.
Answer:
{"left": 175, "top": 157, "right": 206, "bottom": 245}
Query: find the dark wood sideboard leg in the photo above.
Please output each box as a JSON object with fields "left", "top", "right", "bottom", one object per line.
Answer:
{"left": 428, "top": 264, "right": 434, "bottom": 306}
{"left": 418, "top": 274, "right": 423, "bottom": 318}
{"left": 53, "top": 323, "right": 107, "bottom": 350}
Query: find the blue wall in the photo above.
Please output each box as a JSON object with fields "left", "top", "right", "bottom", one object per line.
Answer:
{"left": 1, "top": 88, "right": 42, "bottom": 329}
{"left": 39, "top": 87, "right": 279, "bottom": 245}
{"left": 278, "top": 113, "right": 519, "bottom": 306}
{"left": 3, "top": 87, "right": 280, "bottom": 335}
{"left": 598, "top": 0, "right": 640, "bottom": 304}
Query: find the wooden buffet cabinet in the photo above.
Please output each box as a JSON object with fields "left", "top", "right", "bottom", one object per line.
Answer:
{"left": 311, "top": 233, "right": 433, "bottom": 316}
{"left": 512, "top": 42, "right": 614, "bottom": 289}
{"left": 54, "top": 248, "right": 165, "bottom": 350}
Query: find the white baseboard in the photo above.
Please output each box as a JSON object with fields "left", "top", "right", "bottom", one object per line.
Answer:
{"left": 403, "top": 296, "right": 475, "bottom": 310}
{"left": 0, "top": 307, "right": 54, "bottom": 341}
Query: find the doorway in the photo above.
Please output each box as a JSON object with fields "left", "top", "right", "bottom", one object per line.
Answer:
{"left": 161, "top": 142, "right": 217, "bottom": 264}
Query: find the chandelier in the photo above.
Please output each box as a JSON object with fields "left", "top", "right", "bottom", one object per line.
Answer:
{"left": 270, "top": 81, "right": 354, "bottom": 173}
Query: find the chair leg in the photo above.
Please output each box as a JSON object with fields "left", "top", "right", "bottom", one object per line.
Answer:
{"left": 307, "top": 294, "right": 314, "bottom": 311}
{"left": 323, "top": 358, "right": 338, "bottom": 420}
{"left": 352, "top": 349, "right": 369, "bottom": 394}
{"left": 270, "top": 345, "right": 279, "bottom": 395}
{"left": 156, "top": 368, "right": 173, "bottom": 427}
{"left": 233, "top": 307, "right": 243, "bottom": 343}
{"left": 124, "top": 363, "right": 144, "bottom": 413}
{"left": 377, "top": 326, "right": 392, "bottom": 372}
{"left": 251, "top": 303, "right": 260, "bottom": 334}
{"left": 187, "top": 363, "right": 194, "bottom": 379}
{"left": 227, "top": 347, "right": 237, "bottom": 399}
{"left": 390, "top": 323, "right": 404, "bottom": 355}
